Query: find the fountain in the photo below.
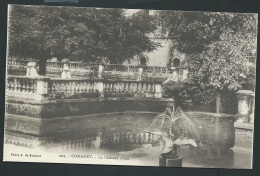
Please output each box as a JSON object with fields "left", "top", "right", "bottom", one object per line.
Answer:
{"left": 4, "top": 108, "right": 237, "bottom": 168}
{"left": 147, "top": 107, "right": 201, "bottom": 167}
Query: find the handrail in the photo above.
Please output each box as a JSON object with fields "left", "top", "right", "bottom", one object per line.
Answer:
{"left": 8, "top": 59, "right": 187, "bottom": 69}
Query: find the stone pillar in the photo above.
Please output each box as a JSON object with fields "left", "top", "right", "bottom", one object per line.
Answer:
{"left": 63, "top": 62, "right": 69, "bottom": 70}
{"left": 182, "top": 68, "right": 188, "bottom": 80}
{"left": 96, "top": 80, "right": 104, "bottom": 97}
{"left": 236, "top": 90, "right": 254, "bottom": 123}
{"left": 216, "top": 93, "right": 223, "bottom": 114}
{"left": 26, "top": 62, "right": 38, "bottom": 77}
{"left": 249, "top": 93, "right": 255, "bottom": 124}
{"left": 155, "top": 83, "right": 162, "bottom": 98}
{"left": 98, "top": 65, "right": 104, "bottom": 78}
{"left": 61, "top": 64, "right": 71, "bottom": 79}
{"left": 172, "top": 68, "right": 178, "bottom": 82}
{"left": 35, "top": 78, "right": 49, "bottom": 101}
{"left": 137, "top": 67, "right": 143, "bottom": 81}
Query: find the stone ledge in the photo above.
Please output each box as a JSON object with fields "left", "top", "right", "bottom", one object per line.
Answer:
{"left": 234, "top": 122, "right": 254, "bottom": 130}
{"left": 7, "top": 96, "right": 174, "bottom": 104}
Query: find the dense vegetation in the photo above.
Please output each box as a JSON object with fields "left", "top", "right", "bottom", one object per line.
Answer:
{"left": 8, "top": 6, "right": 159, "bottom": 75}
{"left": 8, "top": 6, "right": 257, "bottom": 110}
{"left": 158, "top": 11, "right": 257, "bottom": 109}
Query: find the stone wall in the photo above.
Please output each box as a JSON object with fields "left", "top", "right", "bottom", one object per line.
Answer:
{"left": 233, "top": 123, "right": 254, "bottom": 150}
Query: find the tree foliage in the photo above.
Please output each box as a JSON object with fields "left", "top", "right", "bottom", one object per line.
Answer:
{"left": 8, "top": 5, "right": 159, "bottom": 74}
{"left": 158, "top": 11, "right": 257, "bottom": 104}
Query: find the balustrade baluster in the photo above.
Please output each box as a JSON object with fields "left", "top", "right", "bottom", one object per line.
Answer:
{"left": 147, "top": 83, "right": 151, "bottom": 94}
{"left": 111, "top": 83, "right": 114, "bottom": 93}
{"left": 105, "top": 83, "right": 109, "bottom": 93}
{"left": 71, "top": 82, "right": 75, "bottom": 94}
{"left": 61, "top": 82, "right": 66, "bottom": 94}
{"left": 103, "top": 83, "right": 107, "bottom": 93}
{"left": 55, "top": 81, "right": 59, "bottom": 94}
{"left": 114, "top": 83, "right": 119, "bottom": 93}
{"left": 85, "top": 82, "right": 89, "bottom": 93}
{"left": 91, "top": 82, "right": 95, "bottom": 93}
{"left": 123, "top": 82, "right": 127, "bottom": 93}
{"left": 75, "top": 82, "right": 79, "bottom": 94}
{"left": 64, "top": 81, "right": 69, "bottom": 94}
{"left": 149, "top": 83, "right": 155, "bottom": 93}
{"left": 127, "top": 82, "right": 131, "bottom": 93}
{"left": 9, "top": 78, "right": 14, "bottom": 90}
{"left": 56, "top": 81, "right": 61, "bottom": 94}
{"left": 27, "top": 80, "right": 32, "bottom": 93}
{"left": 79, "top": 82, "right": 84, "bottom": 94}
{"left": 7, "top": 78, "right": 12, "bottom": 91}
{"left": 48, "top": 82, "right": 52, "bottom": 97}
{"left": 54, "top": 81, "right": 59, "bottom": 94}
{"left": 108, "top": 83, "right": 112, "bottom": 93}
{"left": 67, "top": 81, "right": 71, "bottom": 94}
{"left": 28, "top": 80, "right": 33, "bottom": 92}
{"left": 107, "top": 82, "right": 112, "bottom": 93}
{"left": 138, "top": 83, "right": 142, "bottom": 94}
{"left": 25, "top": 80, "right": 30, "bottom": 92}
{"left": 13, "top": 78, "right": 18, "bottom": 91}
{"left": 143, "top": 83, "right": 147, "bottom": 94}
{"left": 19, "top": 78, "right": 24, "bottom": 92}
{"left": 104, "top": 83, "right": 108, "bottom": 93}
{"left": 82, "top": 82, "right": 86, "bottom": 93}
{"left": 21, "top": 79, "right": 26, "bottom": 92}
{"left": 33, "top": 80, "right": 37, "bottom": 93}
{"left": 78, "top": 81, "right": 83, "bottom": 94}
{"left": 15, "top": 78, "right": 21, "bottom": 92}
{"left": 129, "top": 83, "right": 133, "bottom": 93}
{"left": 119, "top": 83, "right": 123, "bottom": 93}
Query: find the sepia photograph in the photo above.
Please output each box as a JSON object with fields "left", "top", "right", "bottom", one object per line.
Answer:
{"left": 3, "top": 4, "right": 257, "bottom": 169}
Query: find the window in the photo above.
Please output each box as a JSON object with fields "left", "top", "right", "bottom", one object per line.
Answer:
{"left": 139, "top": 56, "right": 148, "bottom": 66}
{"left": 170, "top": 58, "right": 181, "bottom": 67}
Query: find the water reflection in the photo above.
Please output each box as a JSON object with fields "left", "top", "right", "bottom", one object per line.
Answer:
{"left": 4, "top": 111, "right": 250, "bottom": 168}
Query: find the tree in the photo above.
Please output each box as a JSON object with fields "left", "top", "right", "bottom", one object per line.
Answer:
{"left": 156, "top": 11, "right": 256, "bottom": 54}
{"left": 158, "top": 11, "right": 257, "bottom": 112}
{"left": 8, "top": 5, "right": 159, "bottom": 75}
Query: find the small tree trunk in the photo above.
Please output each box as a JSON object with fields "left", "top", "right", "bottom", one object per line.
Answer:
{"left": 216, "top": 93, "right": 223, "bottom": 114}
{"left": 38, "top": 59, "right": 47, "bottom": 75}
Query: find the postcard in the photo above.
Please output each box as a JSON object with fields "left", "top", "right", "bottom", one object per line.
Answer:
{"left": 4, "top": 4, "right": 257, "bottom": 169}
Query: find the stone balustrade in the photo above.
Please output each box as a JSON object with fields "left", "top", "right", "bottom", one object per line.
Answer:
{"left": 48, "top": 78, "right": 98, "bottom": 98}
{"left": 67, "top": 62, "right": 96, "bottom": 71}
{"left": 8, "top": 59, "right": 32, "bottom": 69}
{"left": 6, "top": 75, "right": 49, "bottom": 102}
{"left": 7, "top": 59, "right": 188, "bottom": 81}
{"left": 102, "top": 64, "right": 139, "bottom": 80}
{"left": 236, "top": 90, "right": 255, "bottom": 123}
{"left": 7, "top": 75, "right": 37, "bottom": 93}
{"left": 141, "top": 66, "right": 188, "bottom": 81}
{"left": 6, "top": 76, "right": 164, "bottom": 100}
{"left": 46, "top": 61, "right": 63, "bottom": 72}
{"left": 103, "top": 64, "right": 139, "bottom": 72}
{"left": 103, "top": 80, "right": 161, "bottom": 98}
{"left": 46, "top": 62, "right": 97, "bottom": 77}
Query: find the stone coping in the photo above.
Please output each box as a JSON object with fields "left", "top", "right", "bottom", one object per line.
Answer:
{"left": 6, "top": 96, "right": 174, "bottom": 105}
{"left": 7, "top": 75, "right": 50, "bottom": 81}
{"left": 186, "top": 111, "right": 235, "bottom": 118}
{"left": 7, "top": 75, "right": 164, "bottom": 83}
{"left": 234, "top": 122, "right": 254, "bottom": 130}
{"left": 5, "top": 111, "right": 160, "bottom": 122}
